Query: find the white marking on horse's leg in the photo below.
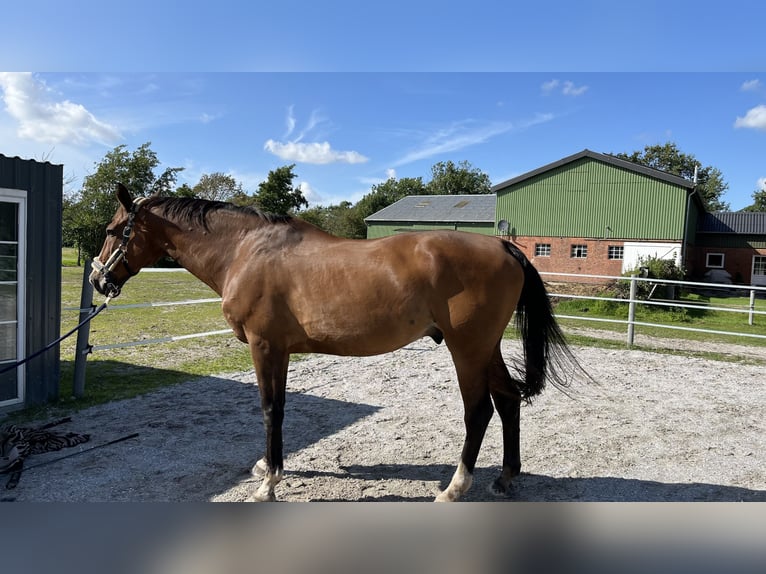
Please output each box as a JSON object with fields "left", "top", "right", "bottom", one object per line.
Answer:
{"left": 434, "top": 461, "right": 473, "bottom": 502}
{"left": 250, "top": 467, "right": 284, "bottom": 502}
{"left": 252, "top": 457, "right": 268, "bottom": 477}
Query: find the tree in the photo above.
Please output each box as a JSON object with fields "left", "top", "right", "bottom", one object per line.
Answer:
{"left": 172, "top": 183, "right": 196, "bottom": 198}
{"left": 299, "top": 201, "right": 357, "bottom": 237}
{"left": 253, "top": 164, "right": 308, "bottom": 215}
{"left": 191, "top": 172, "right": 244, "bottom": 202}
{"left": 742, "top": 186, "right": 766, "bottom": 212}
{"left": 426, "top": 160, "right": 492, "bottom": 195}
{"left": 613, "top": 142, "right": 729, "bottom": 212}
{"left": 63, "top": 142, "right": 183, "bottom": 261}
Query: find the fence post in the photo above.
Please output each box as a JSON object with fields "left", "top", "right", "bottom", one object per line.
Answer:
{"left": 627, "top": 274, "right": 637, "bottom": 347}
{"left": 749, "top": 289, "right": 756, "bottom": 326}
{"left": 72, "top": 260, "right": 95, "bottom": 398}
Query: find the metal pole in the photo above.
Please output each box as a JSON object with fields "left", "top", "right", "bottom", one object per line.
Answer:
{"left": 72, "top": 260, "right": 95, "bottom": 398}
{"left": 627, "top": 274, "right": 637, "bottom": 347}
{"left": 749, "top": 289, "right": 756, "bottom": 326}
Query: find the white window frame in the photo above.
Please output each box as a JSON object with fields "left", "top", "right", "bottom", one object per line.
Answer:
{"left": 0, "top": 188, "right": 26, "bottom": 408}
{"left": 608, "top": 245, "right": 624, "bottom": 260}
{"left": 534, "top": 243, "right": 551, "bottom": 257}
{"left": 752, "top": 255, "right": 766, "bottom": 286}
{"left": 705, "top": 252, "right": 725, "bottom": 269}
{"left": 570, "top": 244, "right": 588, "bottom": 259}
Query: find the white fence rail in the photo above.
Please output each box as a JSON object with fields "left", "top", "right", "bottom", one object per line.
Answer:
{"left": 541, "top": 271, "right": 766, "bottom": 346}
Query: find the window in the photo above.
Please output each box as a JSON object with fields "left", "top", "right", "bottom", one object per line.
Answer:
{"left": 608, "top": 245, "right": 624, "bottom": 260}
{"left": 753, "top": 256, "right": 766, "bottom": 276}
{"left": 570, "top": 244, "right": 587, "bottom": 258}
{"left": 706, "top": 253, "right": 725, "bottom": 268}
{"left": 534, "top": 243, "right": 551, "bottom": 257}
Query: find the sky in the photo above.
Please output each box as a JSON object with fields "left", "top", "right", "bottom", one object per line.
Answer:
{"left": 1, "top": 2, "right": 765, "bottom": 211}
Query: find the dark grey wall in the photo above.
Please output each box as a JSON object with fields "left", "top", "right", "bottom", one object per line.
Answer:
{"left": 0, "top": 154, "right": 63, "bottom": 407}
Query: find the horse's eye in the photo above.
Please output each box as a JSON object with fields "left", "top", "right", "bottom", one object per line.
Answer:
{"left": 106, "top": 229, "right": 117, "bottom": 237}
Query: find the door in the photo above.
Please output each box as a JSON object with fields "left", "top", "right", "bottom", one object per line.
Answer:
{"left": 0, "top": 189, "right": 26, "bottom": 407}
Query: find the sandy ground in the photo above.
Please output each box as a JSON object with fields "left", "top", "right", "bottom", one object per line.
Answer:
{"left": 3, "top": 338, "right": 764, "bottom": 502}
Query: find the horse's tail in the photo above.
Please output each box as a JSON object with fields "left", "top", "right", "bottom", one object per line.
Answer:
{"left": 503, "top": 241, "right": 584, "bottom": 401}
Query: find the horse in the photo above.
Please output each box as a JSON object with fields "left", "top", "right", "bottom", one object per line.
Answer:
{"left": 90, "top": 183, "right": 585, "bottom": 502}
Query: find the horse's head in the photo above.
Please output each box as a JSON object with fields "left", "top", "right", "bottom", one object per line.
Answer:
{"left": 89, "top": 183, "right": 162, "bottom": 298}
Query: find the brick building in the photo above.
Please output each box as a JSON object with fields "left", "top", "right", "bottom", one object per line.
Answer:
{"left": 365, "top": 149, "right": 766, "bottom": 286}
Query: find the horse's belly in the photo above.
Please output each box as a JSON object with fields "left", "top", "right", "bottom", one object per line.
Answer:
{"left": 293, "top": 311, "right": 433, "bottom": 356}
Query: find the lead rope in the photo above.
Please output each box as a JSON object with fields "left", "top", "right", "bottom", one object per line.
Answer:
{"left": 0, "top": 296, "right": 112, "bottom": 376}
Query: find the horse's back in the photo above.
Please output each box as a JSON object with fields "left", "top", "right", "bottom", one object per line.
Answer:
{"left": 370, "top": 231, "right": 526, "bottom": 344}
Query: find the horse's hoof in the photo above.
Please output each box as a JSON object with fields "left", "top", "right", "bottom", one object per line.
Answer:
{"left": 488, "top": 477, "right": 514, "bottom": 498}
{"left": 248, "top": 491, "right": 277, "bottom": 502}
{"left": 251, "top": 458, "right": 268, "bottom": 477}
{"left": 434, "top": 490, "right": 456, "bottom": 502}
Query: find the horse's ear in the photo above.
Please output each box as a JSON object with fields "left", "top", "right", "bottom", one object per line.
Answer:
{"left": 116, "top": 183, "right": 133, "bottom": 211}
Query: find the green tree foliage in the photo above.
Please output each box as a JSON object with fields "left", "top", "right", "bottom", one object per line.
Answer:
{"left": 297, "top": 160, "right": 492, "bottom": 239}
{"left": 190, "top": 172, "right": 244, "bottom": 202}
{"left": 613, "top": 142, "right": 729, "bottom": 212}
{"left": 172, "top": 183, "right": 196, "bottom": 198}
{"left": 299, "top": 201, "right": 358, "bottom": 237}
{"left": 426, "top": 160, "right": 492, "bottom": 195}
{"left": 741, "top": 186, "right": 766, "bottom": 212}
{"left": 252, "top": 164, "right": 308, "bottom": 215}
{"left": 615, "top": 255, "right": 686, "bottom": 301}
{"left": 62, "top": 142, "right": 183, "bottom": 262}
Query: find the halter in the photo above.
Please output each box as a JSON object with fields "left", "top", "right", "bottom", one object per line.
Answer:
{"left": 91, "top": 197, "right": 148, "bottom": 292}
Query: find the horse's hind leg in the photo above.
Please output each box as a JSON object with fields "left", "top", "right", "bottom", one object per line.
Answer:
{"left": 488, "top": 344, "right": 522, "bottom": 497}
{"left": 435, "top": 355, "right": 494, "bottom": 502}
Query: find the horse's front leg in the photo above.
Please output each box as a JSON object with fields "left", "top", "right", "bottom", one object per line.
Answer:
{"left": 248, "top": 338, "right": 289, "bottom": 502}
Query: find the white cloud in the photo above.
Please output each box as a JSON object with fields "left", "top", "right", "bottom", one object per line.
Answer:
{"left": 385, "top": 167, "right": 396, "bottom": 179}
{"left": 734, "top": 105, "right": 766, "bottom": 130}
{"left": 562, "top": 81, "right": 588, "bottom": 96}
{"left": 264, "top": 139, "right": 368, "bottom": 164}
{"left": 541, "top": 78, "right": 588, "bottom": 96}
{"left": 393, "top": 120, "right": 512, "bottom": 166}
{"left": 541, "top": 79, "right": 559, "bottom": 94}
{"left": 265, "top": 106, "right": 367, "bottom": 165}
{"left": 199, "top": 112, "right": 220, "bottom": 124}
{"left": 298, "top": 180, "right": 322, "bottom": 203}
{"left": 0, "top": 72, "right": 121, "bottom": 146}
{"left": 741, "top": 79, "right": 762, "bottom": 92}
{"left": 757, "top": 177, "right": 766, "bottom": 191}
{"left": 393, "top": 115, "right": 553, "bottom": 167}
{"left": 285, "top": 105, "right": 296, "bottom": 138}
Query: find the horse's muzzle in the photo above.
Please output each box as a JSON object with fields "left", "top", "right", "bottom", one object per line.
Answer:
{"left": 89, "top": 268, "right": 121, "bottom": 298}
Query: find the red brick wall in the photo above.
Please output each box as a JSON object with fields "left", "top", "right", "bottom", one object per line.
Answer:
{"left": 506, "top": 236, "right": 625, "bottom": 283}
{"left": 687, "top": 246, "right": 766, "bottom": 284}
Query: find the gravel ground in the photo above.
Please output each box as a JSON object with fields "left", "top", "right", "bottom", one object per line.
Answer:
{"left": 3, "top": 338, "right": 764, "bottom": 502}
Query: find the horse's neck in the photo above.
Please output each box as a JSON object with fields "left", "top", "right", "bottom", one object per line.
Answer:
{"left": 161, "top": 224, "right": 232, "bottom": 296}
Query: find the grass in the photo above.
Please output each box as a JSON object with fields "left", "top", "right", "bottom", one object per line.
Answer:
{"left": 61, "top": 247, "right": 79, "bottom": 267}
{"left": 7, "top": 256, "right": 766, "bottom": 423}
{"left": 30, "top": 265, "right": 255, "bottom": 421}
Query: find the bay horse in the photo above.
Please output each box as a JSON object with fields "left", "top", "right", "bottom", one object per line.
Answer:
{"left": 91, "top": 183, "right": 584, "bottom": 502}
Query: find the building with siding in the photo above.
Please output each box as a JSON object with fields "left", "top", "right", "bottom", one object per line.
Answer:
{"left": 1, "top": 155, "right": 63, "bottom": 412}
{"left": 693, "top": 212, "right": 766, "bottom": 286}
{"left": 365, "top": 148, "right": 764, "bottom": 287}
{"left": 365, "top": 194, "right": 496, "bottom": 239}
{"left": 491, "top": 149, "right": 705, "bottom": 280}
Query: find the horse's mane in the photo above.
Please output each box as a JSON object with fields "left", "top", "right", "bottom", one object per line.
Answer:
{"left": 144, "top": 196, "right": 293, "bottom": 231}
